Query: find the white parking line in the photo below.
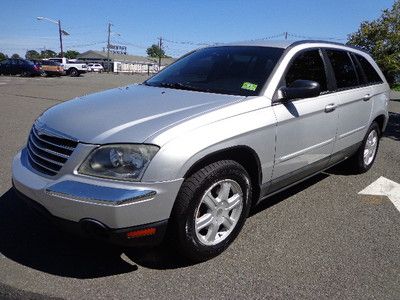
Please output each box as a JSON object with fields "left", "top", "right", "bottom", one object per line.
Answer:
{"left": 359, "top": 176, "right": 400, "bottom": 212}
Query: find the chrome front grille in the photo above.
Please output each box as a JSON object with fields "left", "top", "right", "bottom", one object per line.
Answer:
{"left": 27, "top": 125, "right": 78, "bottom": 176}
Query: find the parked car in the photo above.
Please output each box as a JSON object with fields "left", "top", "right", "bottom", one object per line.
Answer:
{"left": 12, "top": 40, "right": 389, "bottom": 261}
{"left": 32, "top": 60, "right": 64, "bottom": 76}
{"left": 87, "top": 63, "right": 104, "bottom": 72}
{"left": 0, "top": 58, "right": 42, "bottom": 76}
{"left": 47, "top": 57, "right": 87, "bottom": 77}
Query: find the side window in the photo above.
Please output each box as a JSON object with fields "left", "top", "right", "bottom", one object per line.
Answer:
{"left": 350, "top": 53, "right": 367, "bottom": 85}
{"left": 355, "top": 54, "right": 383, "bottom": 84}
{"left": 285, "top": 50, "right": 328, "bottom": 92}
{"left": 326, "top": 50, "right": 358, "bottom": 89}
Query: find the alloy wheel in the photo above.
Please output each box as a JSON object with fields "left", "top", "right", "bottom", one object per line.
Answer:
{"left": 194, "top": 179, "right": 243, "bottom": 246}
{"left": 363, "top": 129, "right": 378, "bottom": 166}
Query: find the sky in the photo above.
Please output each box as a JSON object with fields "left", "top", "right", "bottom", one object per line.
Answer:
{"left": 0, "top": 0, "right": 395, "bottom": 58}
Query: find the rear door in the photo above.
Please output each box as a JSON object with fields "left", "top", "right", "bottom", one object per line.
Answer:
{"left": 270, "top": 49, "right": 338, "bottom": 192}
{"left": 325, "top": 49, "right": 373, "bottom": 154}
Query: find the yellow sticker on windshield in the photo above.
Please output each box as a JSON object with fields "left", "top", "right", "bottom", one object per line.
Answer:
{"left": 241, "top": 82, "right": 258, "bottom": 91}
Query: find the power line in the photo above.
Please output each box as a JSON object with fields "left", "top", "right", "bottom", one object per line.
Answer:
{"left": 286, "top": 32, "right": 346, "bottom": 41}
{"left": 111, "top": 38, "right": 148, "bottom": 49}
{"left": 64, "top": 41, "right": 106, "bottom": 48}
{"left": 163, "top": 38, "right": 211, "bottom": 46}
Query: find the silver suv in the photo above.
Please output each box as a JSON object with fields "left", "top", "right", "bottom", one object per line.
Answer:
{"left": 12, "top": 40, "right": 389, "bottom": 261}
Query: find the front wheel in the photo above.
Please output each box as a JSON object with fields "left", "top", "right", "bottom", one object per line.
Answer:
{"left": 171, "top": 160, "right": 252, "bottom": 262}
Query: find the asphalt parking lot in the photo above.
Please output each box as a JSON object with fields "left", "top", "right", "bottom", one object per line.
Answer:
{"left": 0, "top": 73, "right": 399, "bottom": 299}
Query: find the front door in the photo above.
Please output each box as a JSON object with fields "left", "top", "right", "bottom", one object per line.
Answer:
{"left": 270, "top": 49, "right": 338, "bottom": 192}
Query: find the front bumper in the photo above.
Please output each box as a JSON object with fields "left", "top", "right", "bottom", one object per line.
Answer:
{"left": 14, "top": 186, "right": 168, "bottom": 247}
{"left": 12, "top": 148, "right": 183, "bottom": 231}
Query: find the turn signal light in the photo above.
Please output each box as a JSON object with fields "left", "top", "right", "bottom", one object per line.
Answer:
{"left": 126, "top": 227, "right": 156, "bottom": 239}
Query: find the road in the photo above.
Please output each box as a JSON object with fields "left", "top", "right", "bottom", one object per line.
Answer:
{"left": 0, "top": 74, "right": 399, "bottom": 299}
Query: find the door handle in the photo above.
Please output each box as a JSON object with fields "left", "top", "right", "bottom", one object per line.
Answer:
{"left": 363, "top": 94, "right": 371, "bottom": 101}
{"left": 325, "top": 103, "right": 337, "bottom": 113}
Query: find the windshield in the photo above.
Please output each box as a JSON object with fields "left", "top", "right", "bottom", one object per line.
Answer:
{"left": 145, "top": 46, "right": 284, "bottom": 96}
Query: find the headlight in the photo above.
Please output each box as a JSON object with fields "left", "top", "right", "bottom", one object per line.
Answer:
{"left": 78, "top": 144, "right": 159, "bottom": 181}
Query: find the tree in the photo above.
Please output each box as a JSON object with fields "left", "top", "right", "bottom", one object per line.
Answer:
{"left": 40, "top": 50, "right": 57, "bottom": 59}
{"left": 347, "top": 0, "right": 400, "bottom": 85}
{"left": 25, "top": 50, "right": 41, "bottom": 60}
{"left": 146, "top": 44, "right": 166, "bottom": 58}
{"left": 11, "top": 53, "right": 20, "bottom": 59}
{"left": 0, "top": 52, "right": 7, "bottom": 61}
{"left": 63, "top": 50, "right": 80, "bottom": 59}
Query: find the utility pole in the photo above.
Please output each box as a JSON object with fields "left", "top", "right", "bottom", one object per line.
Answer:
{"left": 37, "top": 17, "right": 69, "bottom": 57}
{"left": 158, "top": 36, "right": 163, "bottom": 70}
{"left": 58, "top": 20, "right": 63, "bottom": 57}
{"left": 284, "top": 31, "right": 288, "bottom": 40}
{"left": 107, "top": 22, "right": 112, "bottom": 73}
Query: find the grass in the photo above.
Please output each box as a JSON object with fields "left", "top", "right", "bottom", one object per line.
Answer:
{"left": 392, "top": 83, "right": 400, "bottom": 92}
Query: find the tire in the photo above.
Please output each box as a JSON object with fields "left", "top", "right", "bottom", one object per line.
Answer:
{"left": 21, "top": 71, "right": 30, "bottom": 77}
{"left": 171, "top": 160, "right": 252, "bottom": 262}
{"left": 69, "top": 68, "right": 78, "bottom": 77}
{"left": 348, "top": 122, "right": 380, "bottom": 173}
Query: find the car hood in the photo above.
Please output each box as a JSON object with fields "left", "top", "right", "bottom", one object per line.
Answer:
{"left": 38, "top": 84, "right": 244, "bottom": 144}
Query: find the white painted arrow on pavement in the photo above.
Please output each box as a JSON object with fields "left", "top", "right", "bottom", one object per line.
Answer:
{"left": 359, "top": 176, "right": 400, "bottom": 212}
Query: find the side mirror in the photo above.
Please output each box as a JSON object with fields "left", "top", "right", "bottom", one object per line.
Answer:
{"left": 278, "top": 80, "right": 321, "bottom": 101}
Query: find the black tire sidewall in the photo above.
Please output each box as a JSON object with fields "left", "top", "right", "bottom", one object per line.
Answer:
{"left": 69, "top": 68, "right": 78, "bottom": 77}
{"left": 357, "top": 122, "right": 380, "bottom": 172}
{"left": 175, "top": 161, "right": 252, "bottom": 261}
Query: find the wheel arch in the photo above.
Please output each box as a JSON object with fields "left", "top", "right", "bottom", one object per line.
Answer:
{"left": 183, "top": 145, "right": 262, "bottom": 205}
{"left": 373, "top": 114, "right": 387, "bottom": 136}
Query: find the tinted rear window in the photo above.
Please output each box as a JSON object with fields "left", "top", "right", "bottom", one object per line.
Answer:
{"left": 326, "top": 50, "right": 358, "bottom": 89}
{"left": 355, "top": 54, "right": 383, "bottom": 84}
{"left": 350, "top": 53, "right": 367, "bottom": 85}
{"left": 24, "top": 60, "right": 34, "bottom": 65}
{"left": 42, "top": 61, "right": 58, "bottom": 65}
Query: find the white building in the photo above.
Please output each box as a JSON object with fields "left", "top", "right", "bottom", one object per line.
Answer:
{"left": 77, "top": 50, "right": 175, "bottom": 73}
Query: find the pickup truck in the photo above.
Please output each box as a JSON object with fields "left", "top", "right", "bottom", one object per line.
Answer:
{"left": 47, "top": 57, "right": 87, "bottom": 77}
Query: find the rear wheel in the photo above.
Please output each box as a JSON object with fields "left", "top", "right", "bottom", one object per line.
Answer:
{"left": 69, "top": 68, "right": 79, "bottom": 77}
{"left": 349, "top": 122, "right": 380, "bottom": 173}
{"left": 171, "top": 160, "right": 252, "bottom": 262}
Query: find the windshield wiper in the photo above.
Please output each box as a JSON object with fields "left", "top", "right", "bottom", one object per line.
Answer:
{"left": 156, "top": 82, "right": 210, "bottom": 93}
